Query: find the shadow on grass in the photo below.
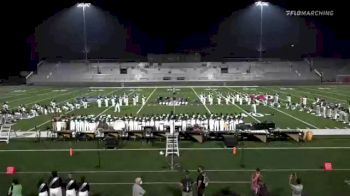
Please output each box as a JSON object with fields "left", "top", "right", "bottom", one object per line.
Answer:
{"left": 212, "top": 186, "right": 241, "bottom": 196}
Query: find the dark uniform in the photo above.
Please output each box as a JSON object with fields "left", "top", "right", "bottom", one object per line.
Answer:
{"left": 181, "top": 176, "right": 193, "bottom": 196}
{"left": 48, "top": 174, "right": 63, "bottom": 196}
{"left": 65, "top": 177, "right": 78, "bottom": 196}
{"left": 38, "top": 182, "right": 49, "bottom": 196}
{"left": 78, "top": 179, "right": 90, "bottom": 196}
{"left": 196, "top": 173, "right": 206, "bottom": 196}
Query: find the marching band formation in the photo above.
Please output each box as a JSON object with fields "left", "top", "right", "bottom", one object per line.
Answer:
{"left": 2, "top": 90, "right": 350, "bottom": 131}
{"left": 52, "top": 113, "right": 246, "bottom": 134}
{"left": 198, "top": 91, "right": 350, "bottom": 125}
{"left": 158, "top": 96, "right": 189, "bottom": 106}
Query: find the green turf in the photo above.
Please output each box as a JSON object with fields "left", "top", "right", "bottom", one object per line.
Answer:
{"left": 1, "top": 85, "right": 349, "bottom": 131}
{"left": 1, "top": 140, "right": 350, "bottom": 196}
{"left": 1, "top": 85, "right": 350, "bottom": 195}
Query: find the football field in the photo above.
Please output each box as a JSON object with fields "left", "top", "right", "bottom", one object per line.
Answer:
{"left": 1, "top": 85, "right": 350, "bottom": 196}
{"left": 1, "top": 85, "right": 349, "bottom": 131}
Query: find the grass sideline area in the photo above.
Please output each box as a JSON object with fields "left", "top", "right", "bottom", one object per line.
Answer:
{"left": 0, "top": 85, "right": 349, "bottom": 131}
{"left": 0, "top": 140, "right": 350, "bottom": 195}
{"left": 1, "top": 85, "right": 350, "bottom": 195}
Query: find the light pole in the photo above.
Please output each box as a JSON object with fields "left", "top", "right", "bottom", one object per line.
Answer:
{"left": 77, "top": 3, "right": 90, "bottom": 63}
{"left": 255, "top": 1, "right": 269, "bottom": 61}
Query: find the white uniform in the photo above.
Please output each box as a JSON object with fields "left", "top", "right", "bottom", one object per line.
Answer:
{"left": 133, "top": 97, "right": 137, "bottom": 106}
{"left": 302, "top": 97, "right": 307, "bottom": 107}
{"left": 225, "top": 97, "right": 230, "bottom": 105}
{"left": 315, "top": 105, "right": 321, "bottom": 116}
{"left": 142, "top": 97, "right": 146, "bottom": 105}
{"left": 104, "top": 98, "right": 109, "bottom": 107}
{"left": 66, "top": 189, "right": 76, "bottom": 196}
{"left": 39, "top": 192, "right": 49, "bottom": 196}
{"left": 49, "top": 184, "right": 62, "bottom": 196}
{"left": 247, "top": 97, "right": 251, "bottom": 105}
{"left": 124, "top": 97, "right": 129, "bottom": 106}
{"left": 251, "top": 103, "right": 257, "bottom": 114}
{"left": 114, "top": 102, "right": 120, "bottom": 113}
{"left": 2, "top": 103, "right": 8, "bottom": 110}
{"left": 219, "top": 119, "right": 225, "bottom": 131}
{"left": 78, "top": 182, "right": 89, "bottom": 196}
{"left": 217, "top": 97, "right": 221, "bottom": 105}
{"left": 209, "top": 95, "right": 213, "bottom": 105}
{"left": 97, "top": 99, "right": 102, "bottom": 108}
{"left": 274, "top": 95, "right": 279, "bottom": 105}
{"left": 65, "top": 179, "right": 77, "bottom": 196}
{"left": 214, "top": 119, "right": 220, "bottom": 132}
{"left": 322, "top": 106, "right": 327, "bottom": 118}
{"left": 287, "top": 96, "right": 292, "bottom": 106}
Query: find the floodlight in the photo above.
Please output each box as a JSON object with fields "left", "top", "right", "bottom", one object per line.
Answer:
{"left": 255, "top": 1, "right": 269, "bottom": 6}
{"left": 77, "top": 3, "right": 91, "bottom": 8}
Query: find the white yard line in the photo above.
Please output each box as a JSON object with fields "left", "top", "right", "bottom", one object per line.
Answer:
{"left": 9, "top": 91, "right": 54, "bottom": 104}
{"left": 95, "top": 89, "right": 122, "bottom": 117}
{"left": 2, "top": 146, "right": 350, "bottom": 152}
{"left": 228, "top": 87, "right": 317, "bottom": 128}
{"left": 224, "top": 87, "right": 261, "bottom": 123}
{"left": 234, "top": 103, "right": 261, "bottom": 123}
{"left": 1, "top": 168, "right": 350, "bottom": 174}
{"left": 136, "top": 88, "right": 157, "bottom": 114}
{"left": 261, "top": 87, "right": 299, "bottom": 99}
{"left": 89, "top": 86, "right": 260, "bottom": 89}
{"left": 293, "top": 88, "right": 347, "bottom": 103}
{"left": 6, "top": 88, "right": 53, "bottom": 103}
{"left": 25, "top": 89, "right": 110, "bottom": 131}
{"left": 91, "top": 181, "right": 250, "bottom": 185}
{"left": 21, "top": 90, "right": 78, "bottom": 107}
{"left": 95, "top": 89, "right": 135, "bottom": 117}
{"left": 191, "top": 87, "right": 212, "bottom": 114}
{"left": 269, "top": 106, "right": 318, "bottom": 129}
{"left": 303, "top": 87, "right": 350, "bottom": 98}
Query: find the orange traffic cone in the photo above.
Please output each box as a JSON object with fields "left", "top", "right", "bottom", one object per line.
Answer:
{"left": 232, "top": 147, "right": 237, "bottom": 155}
{"left": 69, "top": 148, "right": 74, "bottom": 157}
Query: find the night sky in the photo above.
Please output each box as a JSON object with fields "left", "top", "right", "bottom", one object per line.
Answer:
{"left": 1, "top": 0, "right": 349, "bottom": 78}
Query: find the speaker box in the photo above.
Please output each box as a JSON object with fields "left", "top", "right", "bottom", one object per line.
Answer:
{"left": 105, "top": 136, "right": 118, "bottom": 149}
{"left": 223, "top": 135, "right": 238, "bottom": 147}
{"left": 253, "top": 122, "right": 275, "bottom": 130}
{"left": 120, "top": 68, "right": 127, "bottom": 74}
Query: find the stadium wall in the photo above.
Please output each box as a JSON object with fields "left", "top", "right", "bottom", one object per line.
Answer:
{"left": 27, "top": 80, "right": 321, "bottom": 87}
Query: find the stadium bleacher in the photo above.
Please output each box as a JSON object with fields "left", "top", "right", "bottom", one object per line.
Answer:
{"left": 27, "top": 59, "right": 333, "bottom": 85}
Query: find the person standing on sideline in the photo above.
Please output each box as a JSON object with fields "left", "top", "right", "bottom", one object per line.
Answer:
{"left": 65, "top": 174, "right": 77, "bottom": 196}
{"left": 38, "top": 179, "right": 49, "bottom": 196}
{"left": 132, "top": 177, "right": 146, "bottom": 196}
{"left": 289, "top": 173, "right": 303, "bottom": 196}
{"left": 179, "top": 170, "right": 193, "bottom": 196}
{"left": 251, "top": 168, "right": 263, "bottom": 196}
{"left": 196, "top": 166, "right": 208, "bottom": 196}
{"left": 7, "top": 179, "right": 22, "bottom": 196}
{"left": 78, "top": 176, "right": 89, "bottom": 196}
{"left": 48, "top": 171, "right": 63, "bottom": 196}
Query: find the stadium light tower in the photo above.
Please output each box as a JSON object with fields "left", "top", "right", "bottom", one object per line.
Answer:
{"left": 255, "top": 1, "right": 269, "bottom": 61}
{"left": 77, "top": 3, "right": 91, "bottom": 63}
